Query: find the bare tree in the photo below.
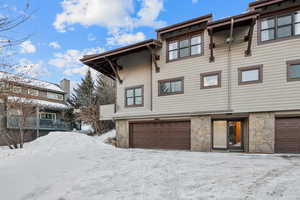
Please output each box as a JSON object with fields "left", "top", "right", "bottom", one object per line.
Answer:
{"left": 3, "top": 92, "right": 37, "bottom": 149}
{"left": 76, "top": 103, "right": 101, "bottom": 134}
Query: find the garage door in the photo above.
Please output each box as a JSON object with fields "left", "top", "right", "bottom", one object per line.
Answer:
{"left": 275, "top": 118, "right": 300, "bottom": 153}
{"left": 129, "top": 121, "right": 191, "bottom": 150}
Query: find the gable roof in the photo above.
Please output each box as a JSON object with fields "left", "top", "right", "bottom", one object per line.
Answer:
{"left": 0, "top": 71, "right": 65, "bottom": 93}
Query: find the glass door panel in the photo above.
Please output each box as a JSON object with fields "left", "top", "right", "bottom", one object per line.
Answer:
{"left": 228, "top": 121, "right": 242, "bottom": 149}
{"left": 213, "top": 121, "right": 227, "bottom": 149}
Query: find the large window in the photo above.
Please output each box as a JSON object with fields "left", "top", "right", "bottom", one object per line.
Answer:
{"left": 47, "top": 92, "right": 64, "bottom": 101}
{"left": 12, "top": 86, "right": 22, "bottom": 93}
{"left": 125, "top": 86, "right": 144, "bottom": 107}
{"left": 167, "top": 34, "right": 203, "bottom": 61}
{"left": 238, "top": 65, "right": 263, "bottom": 85}
{"left": 158, "top": 77, "right": 184, "bottom": 96}
{"left": 260, "top": 10, "right": 300, "bottom": 42}
{"left": 200, "top": 71, "right": 221, "bottom": 89}
{"left": 287, "top": 60, "right": 300, "bottom": 82}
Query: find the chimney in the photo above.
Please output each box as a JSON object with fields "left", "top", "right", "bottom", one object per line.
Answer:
{"left": 60, "top": 79, "right": 70, "bottom": 101}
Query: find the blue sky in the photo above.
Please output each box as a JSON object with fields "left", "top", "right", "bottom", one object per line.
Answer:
{"left": 2, "top": 0, "right": 253, "bottom": 89}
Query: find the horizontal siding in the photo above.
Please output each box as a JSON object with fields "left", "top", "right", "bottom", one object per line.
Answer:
{"left": 116, "top": 24, "right": 300, "bottom": 118}
{"left": 117, "top": 51, "right": 152, "bottom": 115}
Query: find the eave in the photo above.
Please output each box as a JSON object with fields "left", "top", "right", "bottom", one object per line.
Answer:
{"left": 80, "top": 39, "right": 162, "bottom": 81}
{"left": 155, "top": 14, "right": 212, "bottom": 37}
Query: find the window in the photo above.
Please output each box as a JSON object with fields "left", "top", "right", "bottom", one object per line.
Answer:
{"left": 260, "top": 10, "right": 300, "bottom": 42}
{"left": 287, "top": 60, "right": 300, "bottom": 81}
{"left": 47, "top": 92, "right": 64, "bottom": 101}
{"left": 158, "top": 77, "right": 184, "bottom": 96}
{"left": 238, "top": 65, "right": 263, "bottom": 85}
{"left": 28, "top": 89, "right": 39, "bottom": 96}
{"left": 295, "top": 11, "right": 300, "bottom": 35}
{"left": 167, "top": 34, "right": 203, "bottom": 61}
{"left": 12, "top": 86, "right": 22, "bottom": 93}
{"left": 200, "top": 71, "right": 221, "bottom": 89}
{"left": 261, "top": 18, "right": 275, "bottom": 41}
{"left": 40, "top": 112, "right": 56, "bottom": 121}
{"left": 125, "top": 86, "right": 144, "bottom": 107}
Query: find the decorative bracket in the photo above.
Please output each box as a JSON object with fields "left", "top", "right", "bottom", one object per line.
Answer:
{"left": 208, "top": 29, "right": 215, "bottom": 63}
{"left": 147, "top": 45, "right": 160, "bottom": 73}
{"left": 245, "top": 19, "right": 256, "bottom": 57}
{"left": 105, "top": 57, "right": 123, "bottom": 84}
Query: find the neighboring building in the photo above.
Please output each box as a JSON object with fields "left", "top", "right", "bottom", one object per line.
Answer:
{"left": 81, "top": 0, "right": 300, "bottom": 154}
{"left": 0, "top": 71, "right": 71, "bottom": 145}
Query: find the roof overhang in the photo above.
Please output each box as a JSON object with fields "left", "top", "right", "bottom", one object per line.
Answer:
{"left": 156, "top": 14, "right": 212, "bottom": 38}
{"left": 207, "top": 11, "right": 258, "bottom": 33}
{"left": 249, "top": 0, "right": 286, "bottom": 9}
{"left": 80, "top": 39, "right": 162, "bottom": 80}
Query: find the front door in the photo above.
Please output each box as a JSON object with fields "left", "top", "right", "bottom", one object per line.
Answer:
{"left": 213, "top": 120, "right": 243, "bottom": 150}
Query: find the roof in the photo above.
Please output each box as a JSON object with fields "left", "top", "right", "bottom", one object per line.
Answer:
{"left": 81, "top": 39, "right": 162, "bottom": 79}
{"left": 207, "top": 11, "right": 258, "bottom": 32}
{"left": 8, "top": 96, "right": 68, "bottom": 110}
{"left": 155, "top": 14, "right": 212, "bottom": 35}
{"left": 81, "top": 39, "right": 162, "bottom": 63}
{"left": 249, "top": 0, "right": 286, "bottom": 9}
{"left": 0, "top": 71, "right": 65, "bottom": 93}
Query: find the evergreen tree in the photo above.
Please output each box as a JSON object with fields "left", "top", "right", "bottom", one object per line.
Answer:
{"left": 70, "top": 70, "right": 95, "bottom": 108}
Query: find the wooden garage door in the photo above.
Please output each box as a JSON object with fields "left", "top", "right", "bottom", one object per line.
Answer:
{"left": 129, "top": 121, "right": 191, "bottom": 150}
{"left": 275, "top": 118, "right": 300, "bottom": 153}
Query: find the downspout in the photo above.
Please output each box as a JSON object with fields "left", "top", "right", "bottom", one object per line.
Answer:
{"left": 150, "top": 52, "right": 153, "bottom": 111}
{"left": 227, "top": 18, "right": 234, "bottom": 111}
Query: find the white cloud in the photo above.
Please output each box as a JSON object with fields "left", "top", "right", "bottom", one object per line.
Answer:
{"left": 49, "top": 41, "right": 61, "bottom": 49}
{"left": 107, "top": 32, "right": 145, "bottom": 46}
{"left": 54, "top": 0, "right": 165, "bottom": 45}
{"left": 48, "top": 47, "right": 104, "bottom": 78}
{"left": 16, "top": 58, "right": 49, "bottom": 78}
{"left": 20, "top": 40, "right": 36, "bottom": 54}
{"left": 88, "top": 33, "right": 97, "bottom": 41}
{"left": 192, "top": 0, "right": 198, "bottom": 3}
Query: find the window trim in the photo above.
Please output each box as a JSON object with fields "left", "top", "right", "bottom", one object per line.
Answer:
{"left": 124, "top": 85, "right": 144, "bottom": 108}
{"left": 166, "top": 32, "right": 204, "bottom": 62}
{"left": 158, "top": 77, "right": 184, "bottom": 96}
{"left": 200, "top": 71, "right": 222, "bottom": 89}
{"left": 258, "top": 8, "right": 300, "bottom": 45}
{"left": 287, "top": 59, "right": 300, "bottom": 82}
{"left": 238, "top": 65, "right": 263, "bottom": 85}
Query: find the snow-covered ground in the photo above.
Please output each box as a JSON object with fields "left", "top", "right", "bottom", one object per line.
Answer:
{"left": 1, "top": 131, "right": 300, "bottom": 200}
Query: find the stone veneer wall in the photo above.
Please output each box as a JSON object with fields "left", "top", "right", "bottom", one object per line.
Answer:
{"left": 191, "top": 116, "right": 211, "bottom": 152}
{"left": 249, "top": 112, "right": 275, "bottom": 154}
{"left": 116, "top": 120, "right": 129, "bottom": 148}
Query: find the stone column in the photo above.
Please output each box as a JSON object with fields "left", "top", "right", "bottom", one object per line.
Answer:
{"left": 191, "top": 116, "right": 211, "bottom": 152}
{"left": 116, "top": 120, "right": 129, "bottom": 148}
{"left": 249, "top": 112, "right": 275, "bottom": 154}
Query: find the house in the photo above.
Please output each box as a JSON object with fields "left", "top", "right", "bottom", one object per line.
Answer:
{"left": 81, "top": 0, "right": 300, "bottom": 154}
{"left": 0, "top": 71, "right": 72, "bottom": 145}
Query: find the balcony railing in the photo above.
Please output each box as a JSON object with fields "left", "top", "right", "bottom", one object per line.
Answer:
{"left": 7, "top": 116, "right": 72, "bottom": 131}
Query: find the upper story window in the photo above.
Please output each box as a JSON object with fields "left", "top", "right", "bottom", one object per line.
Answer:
{"left": 238, "top": 65, "right": 263, "bottom": 85}
{"left": 125, "top": 86, "right": 144, "bottom": 107}
{"left": 158, "top": 77, "right": 184, "bottom": 96}
{"left": 200, "top": 71, "right": 222, "bottom": 89}
{"left": 12, "top": 86, "right": 22, "bottom": 94}
{"left": 28, "top": 89, "right": 39, "bottom": 96}
{"left": 167, "top": 33, "right": 203, "bottom": 62}
{"left": 47, "top": 92, "right": 64, "bottom": 101}
{"left": 260, "top": 10, "right": 300, "bottom": 42}
{"left": 287, "top": 60, "right": 300, "bottom": 82}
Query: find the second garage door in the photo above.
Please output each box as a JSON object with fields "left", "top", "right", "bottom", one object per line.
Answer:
{"left": 129, "top": 121, "right": 191, "bottom": 150}
{"left": 275, "top": 118, "right": 300, "bottom": 153}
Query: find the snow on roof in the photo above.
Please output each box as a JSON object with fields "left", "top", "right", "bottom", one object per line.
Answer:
{"left": 8, "top": 96, "right": 68, "bottom": 110}
{"left": 0, "top": 71, "right": 64, "bottom": 93}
